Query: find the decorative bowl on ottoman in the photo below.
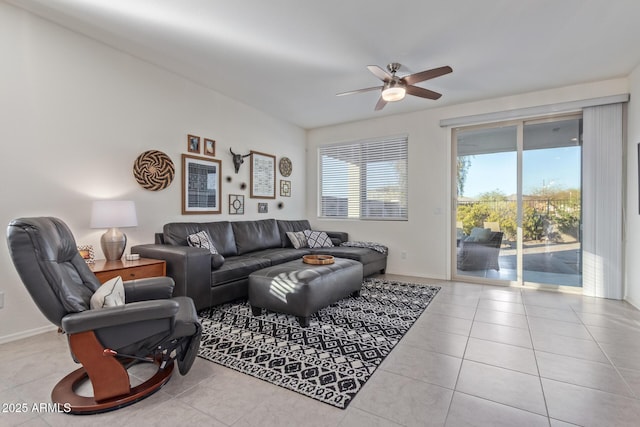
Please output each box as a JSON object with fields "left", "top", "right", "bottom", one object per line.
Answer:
{"left": 302, "top": 254, "right": 334, "bottom": 265}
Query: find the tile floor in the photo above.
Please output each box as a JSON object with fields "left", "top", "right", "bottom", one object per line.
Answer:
{"left": 2, "top": 274, "right": 640, "bottom": 426}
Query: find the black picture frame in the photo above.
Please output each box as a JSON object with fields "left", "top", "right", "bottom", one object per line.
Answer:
{"left": 182, "top": 154, "right": 221, "bottom": 214}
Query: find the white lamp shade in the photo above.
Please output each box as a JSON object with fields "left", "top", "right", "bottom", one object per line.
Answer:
{"left": 90, "top": 200, "right": 138, "bottom": 229}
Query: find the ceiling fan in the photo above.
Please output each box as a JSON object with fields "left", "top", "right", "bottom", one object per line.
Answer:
{"left": 337, "top": 63, "right": 453, "bottom": 111}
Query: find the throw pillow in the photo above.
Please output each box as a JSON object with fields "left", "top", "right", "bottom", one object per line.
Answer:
{"left": 90, "top": 276, "right": 125, "bottom": 309}
{"left": 286, "top": 231, "right": 308, "bottom": 249}
{"left": 303, "top": 230, "right": 334, "bottom": 248}
{"left": 187, "top": 230, "right": 219, "bottom": 254}
{"left": 211, "top": 253, "right": 225, "bottom": 270}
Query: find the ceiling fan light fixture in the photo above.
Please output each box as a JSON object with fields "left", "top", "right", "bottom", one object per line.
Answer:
{"left": 382, "top": 87, "right": 406, "bottom": 102}
{"left": 381, "top": 80, "right": 406, "bottom": 102}
{"left": 340, "top": 63, "right": 451, "bottom": 110}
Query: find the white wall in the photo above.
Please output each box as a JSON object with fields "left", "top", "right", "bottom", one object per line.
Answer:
{"left": 625, "top": 63, "right": 640, "bottom": 308}
{"left": 307, "top": 79, "right": 629, "bottom": 280}
{"left": 0, "top": 3, "right": 306, "bottom": 342}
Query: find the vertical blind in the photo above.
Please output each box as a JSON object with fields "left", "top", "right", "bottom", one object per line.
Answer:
{"left": 582, "top": 103, "right": 624, "bottom": 299}
{"left": 319, "top": 135, "right": 408, "bottom": 220}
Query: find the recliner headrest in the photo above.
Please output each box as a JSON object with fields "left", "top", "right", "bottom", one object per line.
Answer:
{"left": 7, "top": 217, "right": 101, "bottom": 321}
{"left": 10, "top": 217, "right": 80, "bottom": 263}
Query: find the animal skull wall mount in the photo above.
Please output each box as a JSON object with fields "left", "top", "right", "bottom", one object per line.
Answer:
{"left": 229, "top": 148, "right": 251, "bottom": 174}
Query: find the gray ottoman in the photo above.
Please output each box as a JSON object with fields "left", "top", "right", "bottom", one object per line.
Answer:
{"left": 248, "top": 257, "right": 363, "bottom": 327}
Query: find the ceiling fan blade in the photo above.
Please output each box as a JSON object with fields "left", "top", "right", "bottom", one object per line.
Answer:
{"left": 406, "top": 85, "right": 442, "bottom": 100}
{"left": 367, "top": 65, "right": 392, "bottom": 82}
{"left": 374, "top": 96, "right": 387, "bottom": 111}
{"left": 336, "top": 86, "right": 383, "bottom": 96}
{"left": 403, "top": 66, "right": 453, "bottom": 85}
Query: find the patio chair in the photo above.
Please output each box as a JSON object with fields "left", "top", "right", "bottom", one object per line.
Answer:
{"left": 457, "top": 231, "right": 503, "bottom": 271}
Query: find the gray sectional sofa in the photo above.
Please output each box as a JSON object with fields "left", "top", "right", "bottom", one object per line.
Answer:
{"left": 131, "top": 219, "right": 387, "bottom": 310}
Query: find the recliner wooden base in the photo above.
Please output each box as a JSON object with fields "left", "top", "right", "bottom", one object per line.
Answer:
{"left": 51, "top": 330, "right": 174, "bottom": 415}
{"left": 51, "top": 359, "right": 174, "bottom": 415}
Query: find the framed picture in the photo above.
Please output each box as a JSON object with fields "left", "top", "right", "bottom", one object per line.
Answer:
{"left": 280, "top": 180, "right": 291, "bottom": 197}
{"left": 258, "top": 202, "right": 268, "bottom": 213}
{"left": 187, "top": 134, "right": 201, "bottom": 153}
{"left": 250, "top": 151, "right": 276, "bottom": 199}
{"left": 182, "top": 154, "right": 221, "bottom": 214}
{"left": 77, "top": 245, "right": 95, "bottom": 264}
{"left": 203, "top": 138, "right": 216, "bottom": 157}
{"left": 229, "top": 194, "right": 245, "bottom": 215}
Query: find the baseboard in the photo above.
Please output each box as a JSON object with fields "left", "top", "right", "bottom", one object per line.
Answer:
{"left": 0, "top": 325, "right": 58, "bottom": 345}
{"left": 624, "top": 295, "right": 640, "bottom": 311}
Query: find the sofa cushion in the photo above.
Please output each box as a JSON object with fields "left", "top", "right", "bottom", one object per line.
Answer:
{"left": 304, "top": 230, "right": 334, "bottom": 248}
{"left": 286, "top": 231, "right": 308, "bottom": 249}
{"left": 277, "top": 219, "right": 312, "bottom": 247}
{"left": 308, "top": 246, "right": 385, "bottom": 265}
{"left": 326, "top": 231, "right": 349, "bottom": 245}
{"left": 163, "top": 222, "right": 207, "bottom": 246}
{"left": 232, "top": 219, "right": 281, "bottom": 255}
{"left": 210, "top": 256, "right": 271, "bottom": 285}
{"left": 245, "top": 248, "right": 310, "bottom": 265}
{"left": 164, "top": 222, "right": 237, "bottom": 256}
{"left": 202, "top": 222, "right": 238, "bottom": 256}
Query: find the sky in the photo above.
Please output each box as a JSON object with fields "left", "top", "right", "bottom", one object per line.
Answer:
{"left": 461, "top": 146, "right": 581, "bottom": 198}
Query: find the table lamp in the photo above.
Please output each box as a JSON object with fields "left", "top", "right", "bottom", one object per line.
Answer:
{"left": 90, "top": 200, "right": 138, "bottom": 261}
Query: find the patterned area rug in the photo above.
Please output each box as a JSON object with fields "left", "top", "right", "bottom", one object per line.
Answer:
{"left": 197, "top": 278, "right": 441, "bottom": 409}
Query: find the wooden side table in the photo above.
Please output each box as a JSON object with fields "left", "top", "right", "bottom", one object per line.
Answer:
{"left": 89, "top": 258, "right": 166, "bottom": 283}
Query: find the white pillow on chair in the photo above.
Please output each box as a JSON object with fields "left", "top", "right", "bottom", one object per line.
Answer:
{"left": 90, "top": 276, "right": 125, "bottom": 309}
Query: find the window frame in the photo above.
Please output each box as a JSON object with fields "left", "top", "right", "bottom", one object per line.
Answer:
{"left": 318, "top": 135, "right": 409, "bottom": 221}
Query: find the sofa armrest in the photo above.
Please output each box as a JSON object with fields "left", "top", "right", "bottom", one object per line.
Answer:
{"left": 324, "top": 231, "right": 349, "bottom": 245}
{"left": 131, "top": 244, "right": 211, "bottom": 310}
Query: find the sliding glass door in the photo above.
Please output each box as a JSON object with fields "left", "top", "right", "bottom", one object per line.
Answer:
{"left": 453, "top": 115, "right": 582, "bottom": 288}
{"left": 455, "top": 124, "right": 518, "bottom": 282}
{"left": 522, "top": 118, "right": 582, "bottom": 286}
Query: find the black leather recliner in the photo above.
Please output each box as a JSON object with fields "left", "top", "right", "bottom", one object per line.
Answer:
{"left": 6, "top": 217, "right": 202, "bottom": 414}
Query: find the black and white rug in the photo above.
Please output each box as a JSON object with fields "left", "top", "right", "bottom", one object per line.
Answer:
{"left": 197, "top": 278, "right": 440, "bottom": 409}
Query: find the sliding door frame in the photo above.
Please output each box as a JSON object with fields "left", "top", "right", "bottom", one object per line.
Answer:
{"left": 451, "top": 113, "right": 583, "bottom": 291}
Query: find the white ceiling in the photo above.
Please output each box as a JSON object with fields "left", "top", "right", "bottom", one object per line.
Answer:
{"left": 9, "top": 0, "right": 640, "bottom": 129}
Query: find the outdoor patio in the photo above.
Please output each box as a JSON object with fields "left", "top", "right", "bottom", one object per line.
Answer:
{"left": 457, "top": 241, "right": 582, "bottom": 287}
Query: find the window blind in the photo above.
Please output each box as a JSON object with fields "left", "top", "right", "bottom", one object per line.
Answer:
{"left": 319, "top": 136, "right": 408, "bottom": 220}
{"left": 582, "top": 103, "right": 624, "bottom": 299}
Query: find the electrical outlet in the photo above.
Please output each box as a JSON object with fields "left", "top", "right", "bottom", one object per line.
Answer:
{"left": 0, "top": 291, "right": 4, "bottom": 309}
{"left": 401, "top": 251, "right": 407, "bottom": 260}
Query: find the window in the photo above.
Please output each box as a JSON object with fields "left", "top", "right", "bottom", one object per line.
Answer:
{"left": 319, "top": 135, "right": 408, "bottom": 220}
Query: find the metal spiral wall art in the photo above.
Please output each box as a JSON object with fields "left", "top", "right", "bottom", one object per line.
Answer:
{"left": 133, "top": 150, "right": 175, "bottom": 191}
